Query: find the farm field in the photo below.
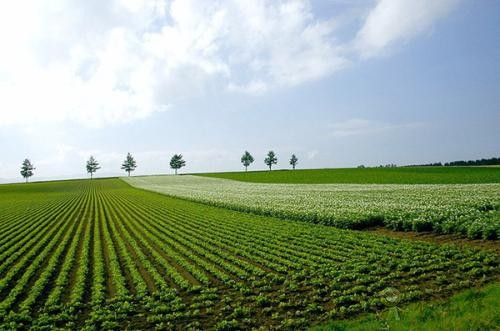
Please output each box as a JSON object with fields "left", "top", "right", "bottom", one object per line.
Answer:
{"left": 198, "top": 167, "right": 500, "bottom": 184}
{"left": 0, "top": 178, "right": 498, "bottom": 330}
{"left": 125, "top": 175, "right": 500, "bottom": 239}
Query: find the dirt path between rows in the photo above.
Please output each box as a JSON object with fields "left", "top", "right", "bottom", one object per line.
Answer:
{"left": 365, "top": 227, "right": 500, "bottom": 254}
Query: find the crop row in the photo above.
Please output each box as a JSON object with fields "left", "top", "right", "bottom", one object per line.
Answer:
{"left": 0, "top": 179, "right": 497, "bottom": 330}
{"left": 125, "top": 175, "right": 500, "bottom": 239}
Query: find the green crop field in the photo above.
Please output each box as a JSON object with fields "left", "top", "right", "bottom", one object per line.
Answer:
{"left": 198, "top": 167, "right": 500, "bottom": 184}
{"left": 126, "top": 175, "right": 500, "bottom": 239}
{"left": 0, "top": 178, "right": 498, "bottom": 330}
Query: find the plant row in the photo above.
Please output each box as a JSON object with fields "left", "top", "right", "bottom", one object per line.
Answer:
{"left": 0, "top": 179, "right": 497, "bottom": 330}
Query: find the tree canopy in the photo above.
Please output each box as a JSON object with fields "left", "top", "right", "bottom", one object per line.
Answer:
{"left": 170, "top": 154, "right": 186, "bottom": 174}
{"left": 20, "top": 159, "right": 35, "bottom": 183}
{"left": 264, "top": 151, "right": 278, "bottom": 170}
{"left": 86, "top": 156, "right": 100, "bottom": 179}
{"left": 241, "top": 151, "right": 254, "bottom": 172}
{"left": 290, "top": 154, "right": 298, "bottom": 170}
{"left": 121, "top": 152, "right": 137, "bottom": 176}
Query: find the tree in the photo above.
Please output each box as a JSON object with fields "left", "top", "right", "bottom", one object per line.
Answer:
{"left": 170, "top": 154, "right": 186, "bottom": 175}
{"left": 241, "top": 151, "right": 254, "bottom": 172}
{"left": 20, "top": 159, "right": 35, "bottom": 183}
{"left": 121, "top": 152, "right": 137, "bottom": 176}
{"left": 86, "top": 156, "right": 100, "bottom": 179}
{"left": 264, "top": 151, "right": 278, "bottom": 171}
{"left": 290, "top": 154, "right": 298, "bottom": 170}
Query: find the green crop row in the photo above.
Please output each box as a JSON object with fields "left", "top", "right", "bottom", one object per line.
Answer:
{"left": 0, "top": 179, "right": 497, "bottom": 330}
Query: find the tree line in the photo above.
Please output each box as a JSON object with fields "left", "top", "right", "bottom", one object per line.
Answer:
{"left": 20, "top": 153, "right": 186, "bottom": 182}
{"left": 404, "top": 157, "right": 500, "bottom": 167}
{"left": 19, "top": 150, "right": 299, "bottom": 182}
{"left": 242, "top": 150, "right": 298, "bottom": 171}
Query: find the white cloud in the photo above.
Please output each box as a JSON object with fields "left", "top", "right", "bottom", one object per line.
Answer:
{"left": 330, "top": 118, "right": 424, "bottom": 137}
{"left": 227, "top": 80, "right": 269, "bottom": 95}
{"left": 0, "top": 1, "right": 168, "bottom": 128}
{"left": 0, "top": 0, "right": 346, "bottom": 127}
{"left": 0, "top": 0, "right": 460, "bottom": 128}
{"left": 355, "top": 0, "right": 460, "bottom": 58}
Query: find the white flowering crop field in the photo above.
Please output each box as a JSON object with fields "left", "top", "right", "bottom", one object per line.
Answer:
{"left": 125, "top": 175, "right": 500, "bottom": 239}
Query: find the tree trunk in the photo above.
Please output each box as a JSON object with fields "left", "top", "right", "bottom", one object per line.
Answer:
{"left": 128, "top": 171, "right": 130, "bottom": 177}
{"left": 293, "top": 164, "right": 295, "bottom": 170}
{"left": 25, "top": 177, "right": 28, "bottom": 183}
{"left": 269, "top": 165, "right": 272, "bottom": 171}
{"left": 245, "top": 166, "right": 247, "bottom": 172}
{"left": 91, "top": 172, "right": 93, "bottom": 180}
{"left": 175, "top": 168, "right": 178, "bottom": 175}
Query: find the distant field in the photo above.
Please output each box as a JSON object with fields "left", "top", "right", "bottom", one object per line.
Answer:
{"left": 0, "top": 179, "right": 498, "bottom": 330}
{"left": 126, "top": 175, "right": 500, "bottom": 239}
{"left": 198, "top": 167, "right": 500, "bottom": 184}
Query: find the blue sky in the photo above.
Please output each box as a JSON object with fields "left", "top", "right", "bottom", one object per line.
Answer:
{"left": 0, "top": 0, "right": 499, "bottom": 182}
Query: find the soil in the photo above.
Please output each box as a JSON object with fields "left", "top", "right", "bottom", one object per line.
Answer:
{"left": 365, "top": 226, "right": 500, "bottom": 254}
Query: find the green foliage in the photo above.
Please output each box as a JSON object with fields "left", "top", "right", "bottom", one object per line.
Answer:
{"left": 121, "top": 152, "right": 137, "bottom": 176}
{"left": 264, "top": 150, "right": 278, "bottom": 170}
{"left": 240, "top": 151, "right": 254, "bottom": 172}
{"left": 170, "top": 154, "right": 186, "bottom": 174}
{"left": 289, "top": 154, "right": 298, "bottom": 170}
{"left": 20, "top": 158, "right": 35, "bottom": 182}
{"left": 199, "top": 166, "right": 500, "bottom": 184}
{"left": 255, "top": 294, "right": 271, "bottom": 307}
{"left": 215, "top": 319, "right": 239, "bottom": 330}
{"left": 444, "top": 157, "right": 500, "bottom": 166}
{"left": 86, "top": 156, "right": 100, "bottom": 179}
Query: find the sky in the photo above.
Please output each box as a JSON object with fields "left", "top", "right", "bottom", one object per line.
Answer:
{"left": 0, "top": 0, "right": 499, "bottom": 182}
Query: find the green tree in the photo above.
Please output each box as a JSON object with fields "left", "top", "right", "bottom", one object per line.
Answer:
{"left": 20, "top": 159, "right": 35, "bottom": 183}
{"left": 170, "top": 154, "right": 186, "bottom": 175}
{"left": 121, "top": 152, "right": 137, "bottom": 176}
{"left": 264, "top": 151, "right": 278, "bottom": 171}
{"left": 86, "top": 156, "right": 100, "bottom": 179}
{"left": 241, "top": 151, "right": 254, "bottom": 172}
{"left": 290, "top": 154, "right": 298, "bottom": 170}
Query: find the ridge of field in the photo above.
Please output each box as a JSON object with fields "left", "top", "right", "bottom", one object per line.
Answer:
{"left": 0, "top": 179, "right": 498, "bottom": 330}
{"left": 197, "top": 167, "right": 500, "bottom": 184}
{"left": 125, "top": 175, "right": 500, "bottom": 239}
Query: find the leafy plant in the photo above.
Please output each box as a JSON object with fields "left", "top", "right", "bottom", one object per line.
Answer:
{"left": 86, "top": 155, "right": 100, "bottom": 179}
{"left": 241, "top": 151, "right": 254, "bottom": 172}
{"left": 121, "top": 152, "right": 137, "bottom": 176}
{"left": 20, "top": 159, "right": 35, "bottom": 183}
{"left": 264, "top": 151, "right": 278, "bottom": 170}
{"left": 170, "top": 154, "right": 186, "bottom": 175}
